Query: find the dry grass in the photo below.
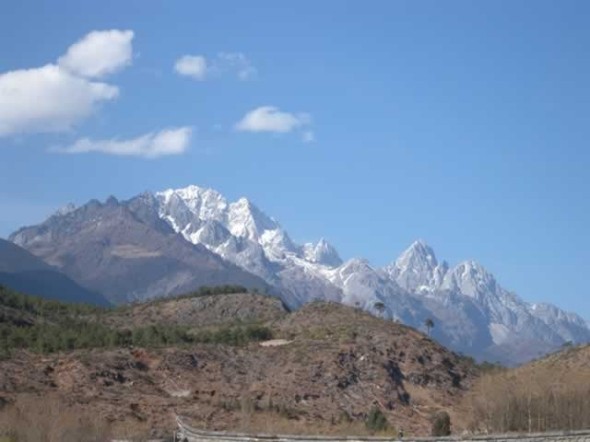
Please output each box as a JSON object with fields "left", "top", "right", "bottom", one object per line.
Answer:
{"left": 190, "top": 410, "right": 399, "bottom": 437}
{"left": 464, "top": 344, "right": 590, "bottom": 433}
{"left": 0, "top": 394, "right": 112, "bottom": 442}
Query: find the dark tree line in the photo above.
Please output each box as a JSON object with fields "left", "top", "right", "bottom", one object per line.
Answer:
{"left": 0, "top": 285, "right": 272, "bottom": 358}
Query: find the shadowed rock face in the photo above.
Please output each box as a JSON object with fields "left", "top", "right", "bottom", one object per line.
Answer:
{"left": 0, "top": 238, "right": 109, "bottom": 306}
{"left": 9, "top": 196, "right": 271, "bottom": 305}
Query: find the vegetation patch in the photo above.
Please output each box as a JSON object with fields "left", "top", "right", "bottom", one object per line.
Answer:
{"left": 0, "top": 286, "right": 273, "bottom": 358}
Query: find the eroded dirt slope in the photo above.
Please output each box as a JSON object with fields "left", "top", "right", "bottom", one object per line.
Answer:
{"left": 0, "top": 297, "right": 478, "bottom": 440}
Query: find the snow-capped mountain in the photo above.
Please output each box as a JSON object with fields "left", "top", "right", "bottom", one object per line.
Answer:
{"left": 384, "top": 239, "right": 448, "bottom": 293}
{"left": 151, "top": 185, "right": 590, "bottom": 364}
{"left": 154, "top": 185, "right": 343, "bottom": 307}
{"left": 9, "top": 184, "right": 590, "bottom": 364}
{"left": 302, "top": 238, "right": 343, "bottom": 267}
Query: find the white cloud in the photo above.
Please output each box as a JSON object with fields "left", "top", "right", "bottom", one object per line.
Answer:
{"left": 174, "top": 55, "right": 207, "bottom": 80}
{"left": 58, "top": 30, "right": 134, "bottom": 79}
{"left": 174, "top": 52, "right": 256, "bottom": 81}
{"left": 0, "top": 29, "right": 133, "bottom": 137}
{"left": 0, "top": 64, "right": 118, "bottom": 136}
{"left": 53, "top": 127, "right": 192, "bottom": 158}
{"left": 235, "top": 106, "right": 310, "bottom": 133}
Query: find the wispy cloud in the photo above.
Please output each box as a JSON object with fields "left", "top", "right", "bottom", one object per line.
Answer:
{"left": 0, "top": 29, "right": 133, "bottom": 137}
{"left": 235, "top": 106, "right": 311, "bottom": 135}
{"left": 215, "top": 52, "right": 257, "bottom": 80}
{"left": 174, "top": 55, "right": 207, "bottom": 80}
{"left": 174, "top": 52, "right": 256, "bottom": 81}
{"left": 53, "top": 127, "right": 193, "bottom": 158}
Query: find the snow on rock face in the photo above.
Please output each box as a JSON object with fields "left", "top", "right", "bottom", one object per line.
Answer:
{"left": 158, "top": 185, "right": 228, "bottom": 223}
{"left": 440, "top": 260, "right": 498, "bottom": 300}
{"left": 227, "top": 198, "right": 278, "bottom": 241}
{"left": 302, "top": 238, "right": 343, "bottom": 267}
{"left": 156, "top": 186, "right": 296, "bottom": 259}
{"left": 16, "top": 183, "right": 588, "bottom": 364}
{"left": 144, "top": 185, "right": 590, "bottom": 363}
{"left": 385, "top": 240, "right": 448, "bottom": 292}
{"left": 154, "top": 185, "right": 339, "bottom": 308}
{"left": 53, "top": 203, "right": 78, "bottom": 217}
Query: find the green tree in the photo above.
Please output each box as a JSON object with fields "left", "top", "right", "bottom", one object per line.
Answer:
{"left": 425, "top": 318, "right": 434, "bottom": 336}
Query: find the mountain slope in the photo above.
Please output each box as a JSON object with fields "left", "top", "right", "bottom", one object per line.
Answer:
{"left": 9, "top": 195, "right": 270, "bottom": 304}
{"left": 150, "top": 186, "right": 590, "bottom": 364}
{"left": 0, "top": 238, "right": 109, "bottom": 306}
{"left": 0, "top": 290, "right": 478, "bottom": 438}
{"left": 155, "top": 185, "right": 344, "bottom": 308}
{"left": 382, "top": 242, "right": 590, "bottom": 364}
{"left": 9, "top": 185, "right": 590, "bottom": 363}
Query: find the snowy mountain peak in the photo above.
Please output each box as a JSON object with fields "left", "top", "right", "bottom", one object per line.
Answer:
{"left": 457, "top": 260, "right": 494, "bottom": 282}
{"left": 385, "top": 240, "right": 443, "bottom": 292}
{"left": 441, "top": 260, "right": 498, "bottom": 299}
{"left": 339, "top": 258, "right": 374, "bottom": 275}
{"left": 396, "top": 240, "right": 438, "bottom": 270}
{"left": 302, "top": 238, "right": 343, "bottom": 267}
{"left": 227, "top": 197, "right": 280, "bottom": 242}
{"left": 159, "top": 184, "right": 223, "bottom": 204}
{"left": 10, "top": 184, "right": 590, "bottom": 365}
{"left": 156, "top": 185, "right": 228, "bottom": 224}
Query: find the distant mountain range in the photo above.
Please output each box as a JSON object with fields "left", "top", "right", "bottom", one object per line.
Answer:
{"left": 9, "top": 185, "right": 590, "bottom": 364}
{"left": 0, "top": 238, "right": 109, "bottom": 306}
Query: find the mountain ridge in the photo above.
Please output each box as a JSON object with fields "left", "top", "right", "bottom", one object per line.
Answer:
{"left": 9, "top": 184, "right": 590, "bottom": 364}
{"left": 0, "top": 238, "right": 109, "bottom": 306}
{"left": 9, "top": 195, "right": 271, "bottom": 305}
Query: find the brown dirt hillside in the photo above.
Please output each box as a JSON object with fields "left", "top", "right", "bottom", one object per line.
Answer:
{"left": 0, "top": 296, "right": 478, "bottom": 440}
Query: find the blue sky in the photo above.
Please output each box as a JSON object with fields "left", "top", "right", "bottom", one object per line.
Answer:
{"left": 1, "top": 1, "right": 589, "bottom": 318}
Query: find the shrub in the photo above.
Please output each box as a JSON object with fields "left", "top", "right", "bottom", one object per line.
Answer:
{"left": 431, "top": 411, "right": 451, "bottom": 436}
{"left": 365, "top": 406, "right": 388, "bottom": 432}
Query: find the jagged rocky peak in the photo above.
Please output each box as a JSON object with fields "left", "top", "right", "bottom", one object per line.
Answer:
{"left": 303, "top": 238, "right": 343, "bottom": 267}
{"left": 227, "top": 197, "right": 279, "bottom": 242}
{"left": 337, "top": 258, "right": 375, "bottom": 277}
{"left": 53, "top": 203, "right": 77, "bottom": 217}
{"left": 7, "top": 184, "right": 590, "bottom": 365}
{"left": 105, "top": 195, "right": 119, "bottom": 206}
{"left": 154, "top": 185, "right": 296, "bottom": 260}
{"left": 529, "top": 303, "right": 587, "bottom": 326}
{"left": 386, "top": 240, "right": 447, "bottom": 292}
{"left": 441, "top": 260, "right": 498, "bottom": 299}
{"left": 156, "top": 184, "right": 228, "bottom": 223}
{"left": 396, "top": 239, "right": 438, "bottom": 270}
